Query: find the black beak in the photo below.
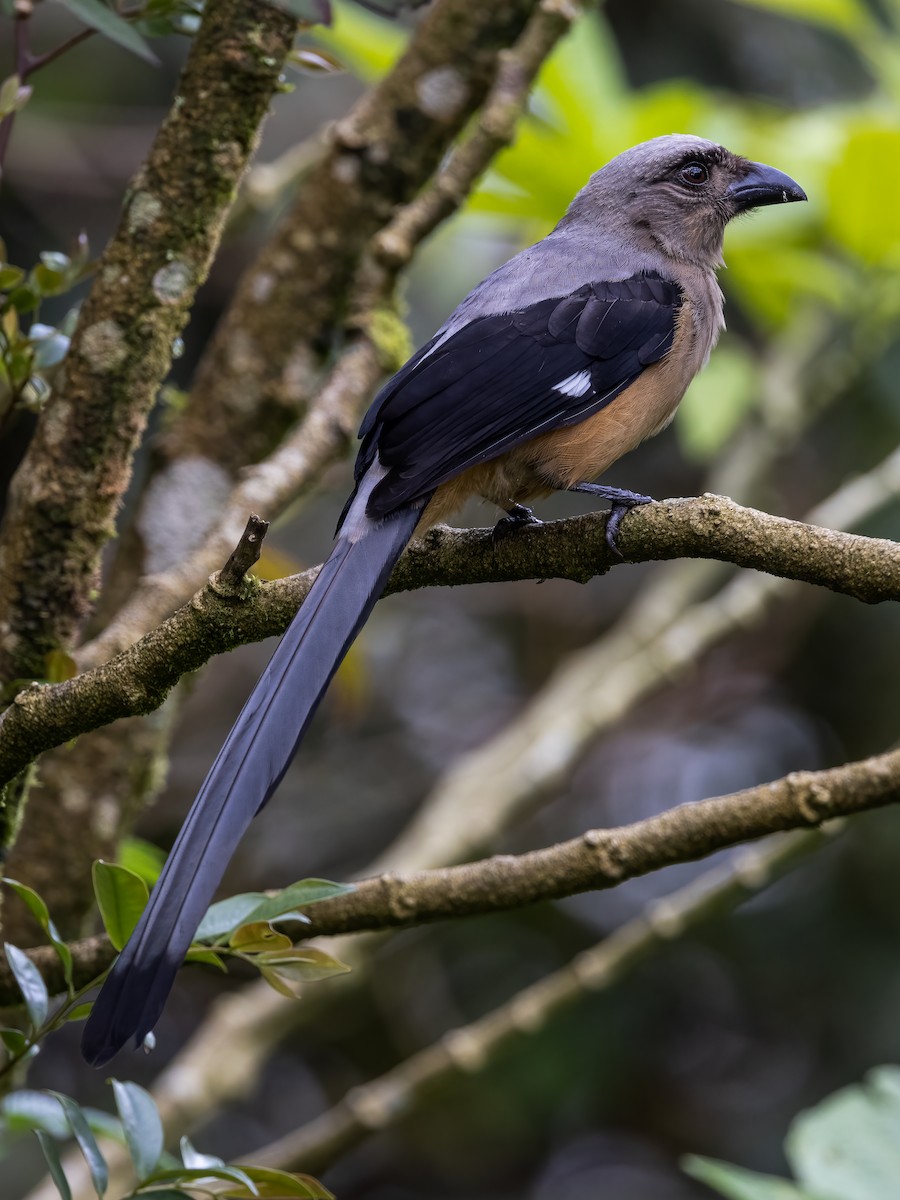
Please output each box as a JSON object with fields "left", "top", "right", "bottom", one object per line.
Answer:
{"left": 728, "top": 160, "right": 807, "bottom": 213}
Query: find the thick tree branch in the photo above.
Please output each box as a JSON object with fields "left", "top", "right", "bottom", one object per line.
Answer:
{"left": 2, "top": 742, "right": 897, "bottom": 1005}
{"left": 0, "top": 0, "right": 296, "bottom": 683}
{"left": 0, "top": 495, "right": 898, "bottom": 789}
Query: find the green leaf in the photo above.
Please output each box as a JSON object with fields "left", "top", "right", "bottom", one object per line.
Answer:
{"left": 785, "top": 1066, "right": 900, "bottom": 1199}
{"left": 0, "top": 74, "right": 19, "bottom": 116}
{"left": 63, "top": 1003, "right": 94, "bottom": 1023}
{"left": 51, "top": 1093, "right": 108, "bottom": 1198}
{"left": 39, "top": 252, "right": 71, "bottom": 273}
{"left": 112, "top": 1080, "right": 163, "bottom": 1182}
{"left": 82, "top": 1107, "right": 125, "bottom": 1146}
{"left": 256, "top": 946, "right": 351, "bottom": 982}
{"left": 1, "top": 1091, "right": 69, "bottom": 1138}
{"left": 233, "top": 1165, "right": 335, "bottom": 1198}
{"left": 31, "top": 329, "right": 70, "bottom": 371}
{"left": 242, "top": 879, "right": 352, "bottom": 924}
{"left": 194, "top": 893, "right": 270, "bottom": 942}
{"left": 3, "top": 943, "right": 49, "bottom": 1029}
{"left": 143, "top": 1165, "right": 261, "bottom": 1192}
{"left": 228, "top": 923, "right": 293, "bottom": 954}
{"left": 183, "top": 947, "right": 227, "bottom": 972}
{"left": 180, "top": 1135, "right": 226, "bottom": 1170}
{"left": 259, "top": 966, "right": 300, "bottom": 999}
{"left": 0, "top": 1027, "right": 29, "bottom": 1054}
{"left": 58, "top": 0, "right": 159, "bottom": 63}
{"left": 117, "top": 837, "right": 165, "bottom": 887}
{"left": 35, "top": 1130, "right": 73, "bottom": 1200}
{"left": 0, "top": 74, "right": 30, "bottom": 117}
{"left": 0, "top": 264, "right": 25, "bottom": 289}
{"left": 7, "top": 285, "right": 40, "bottom": 313}
{"left": 2, "top": 878, "right": 73, "bottom": 988}
{"left": 683, "top": 1155, "right": 816, "bottom": 1199}
{"left": 91, "top": 861, "right": 148, "bottom": 951}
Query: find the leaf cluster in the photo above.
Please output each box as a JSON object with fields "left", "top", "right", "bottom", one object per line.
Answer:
{"left": 0, "top": 236, "right": 90, "bottom": 421}
{"left": 0, "top": 873, "right": 351, "bottom": 1198}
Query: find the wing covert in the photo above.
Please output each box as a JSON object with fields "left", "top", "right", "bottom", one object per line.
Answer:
{"left": 356, "top": 272, "right": 682, "bottom": 518}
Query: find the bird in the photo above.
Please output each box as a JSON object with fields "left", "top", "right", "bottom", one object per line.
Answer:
{"left": 82, "top": 134, "right": 806, "bottom": 1066}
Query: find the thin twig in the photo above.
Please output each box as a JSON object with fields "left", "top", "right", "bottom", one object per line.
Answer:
{"left": 217, "top": 514, "right": 270, "bottom": 592}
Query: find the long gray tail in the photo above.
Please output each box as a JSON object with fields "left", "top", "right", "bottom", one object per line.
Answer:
{"left": 82, "top": 508, "right": 419, "bottom": 1066}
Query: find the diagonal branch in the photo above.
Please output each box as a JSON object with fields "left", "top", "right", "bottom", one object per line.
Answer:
{"left": 0, "top": 496, "right": 898, "bottom": 788}
{"left": 248, "top": 825, "right": 839, "bottom": 1175}
{"left": 2, "top": 740, "right": 898, "bottom": 1005}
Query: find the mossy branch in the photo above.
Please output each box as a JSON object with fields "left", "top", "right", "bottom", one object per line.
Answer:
{"left": 0, "top": 0, "right": 296, "bottom": 684}
{"left": 0, "top": 495, "right": 898, "bottom": 789}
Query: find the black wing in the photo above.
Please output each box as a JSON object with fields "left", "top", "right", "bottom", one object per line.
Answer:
{"left": 356, "top": 272, "right": 681, "bottom": 519}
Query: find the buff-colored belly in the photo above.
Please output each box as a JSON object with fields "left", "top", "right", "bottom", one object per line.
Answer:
{"left": 421, "top": 299, "right": 703, "bottom": 531}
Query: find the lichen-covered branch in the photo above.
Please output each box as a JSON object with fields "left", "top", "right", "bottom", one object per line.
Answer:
{"left": 2, "top": 743, "right": 896, "bottom": 1006}
{"left": 0, "top": 495, "right": 897, "bottom": 789}
{"left": 0, "top": 0, "right": 296, "bottom": 685}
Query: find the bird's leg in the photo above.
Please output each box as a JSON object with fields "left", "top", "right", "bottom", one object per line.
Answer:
{"left": 568, "top": 482, "right": 654, "bottom": 558}
{"left": 492, "top": 502, "right": 544, "bottom": 543}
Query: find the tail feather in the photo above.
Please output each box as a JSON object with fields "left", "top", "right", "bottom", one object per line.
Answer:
{"left": 81, "top": 508, "right": 419, "bottom": 1067}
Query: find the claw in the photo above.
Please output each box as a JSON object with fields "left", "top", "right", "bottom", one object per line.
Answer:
{"left": 568, "top": 483, "right": 654, "bottom": 558}
{"left": 492, "top": 503, "right": 543, "bottom": 544}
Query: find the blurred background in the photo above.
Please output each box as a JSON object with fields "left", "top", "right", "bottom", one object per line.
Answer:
{"left": 4, "top": 0, "right": 900, "bottom": 1196}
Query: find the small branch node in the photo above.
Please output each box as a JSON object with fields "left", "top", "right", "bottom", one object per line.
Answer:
{"left": 344, "top": 1081, "right": 404, "bottom": 1129}
{"left": 582, "top": 830, "right": 627, "bottom": 879}
{"left": 442, "top": 1027, "right": 488, "bottom": 1073}
{"left": 785, "top": 770, "right": 831, "bottom": 825}
{"left": 571, "top": 949, "right": 614, "bottom": 991}
{"left": 509, "top": 993, "right": 548, "bottom": 1035}
{"left": 217, "top": 514, "right": 270, "bottom": 593}
{"left": 382, "top": 872, "right": 418, "bottom": 920}
{"left": 646, "top": 897, "right": 686, "bottom": 939}
{"left": 733, "top": 846, "right": 773, "bottom": 890}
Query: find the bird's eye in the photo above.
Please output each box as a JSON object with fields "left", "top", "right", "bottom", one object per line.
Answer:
{"left": 679, "top": 162, "right": 709, "bottom": 186}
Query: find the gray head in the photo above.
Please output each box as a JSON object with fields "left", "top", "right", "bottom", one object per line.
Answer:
{"left": 562, "top": 134, "right": 806, "bottom": 269}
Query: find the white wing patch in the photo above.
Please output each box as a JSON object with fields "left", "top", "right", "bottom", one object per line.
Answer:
{"left": 553, "top": 368, "right": 593, "bottom": 398}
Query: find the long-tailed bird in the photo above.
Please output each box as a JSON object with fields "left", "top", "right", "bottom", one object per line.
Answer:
{"left": 82, "top": 134, "right": 806, "bottom": 1065}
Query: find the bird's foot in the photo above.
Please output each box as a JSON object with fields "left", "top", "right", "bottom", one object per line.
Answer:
{"left": 492, "top": 503, "right": 544, "bottom": 544}
{"left": 568, "top": 483, "right": 654, "bottom": 558}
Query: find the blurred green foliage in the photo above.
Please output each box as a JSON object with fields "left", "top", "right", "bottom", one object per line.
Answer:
{"left": 685, "top": 1065, "right": 900, "bottom": 1199}
{"left": 319, "top": 0, "right": 900, "bottom": 463}
{"left": 0, "top": 871, "right": 348, "bottom": 1197}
